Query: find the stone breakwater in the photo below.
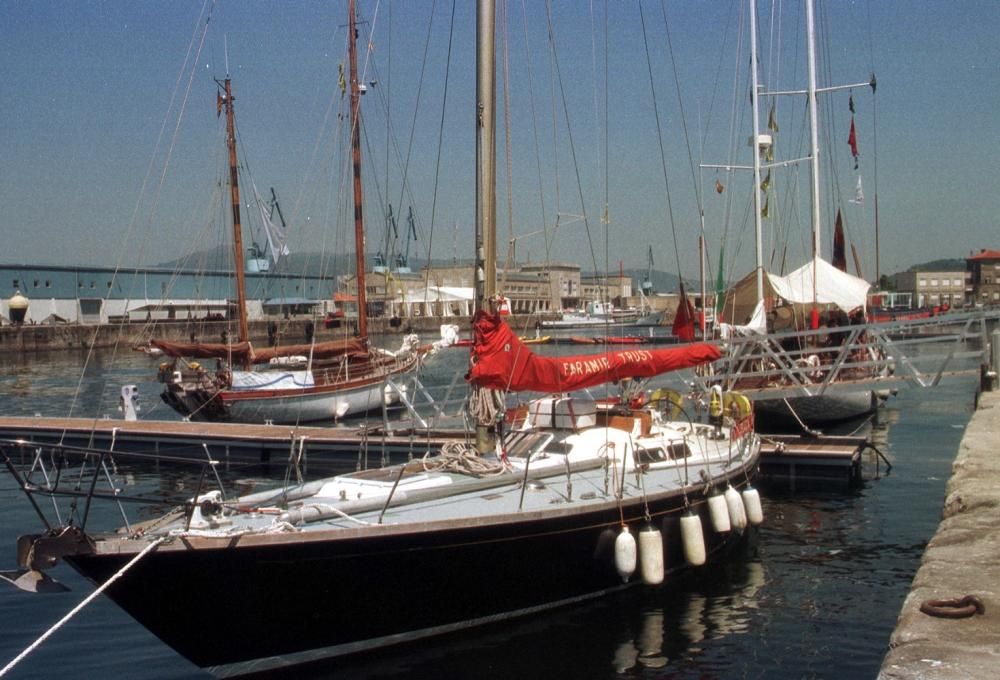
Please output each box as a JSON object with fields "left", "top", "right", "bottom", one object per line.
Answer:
{"left": 879, "top": 389, "right": 1000, "bottom": 679}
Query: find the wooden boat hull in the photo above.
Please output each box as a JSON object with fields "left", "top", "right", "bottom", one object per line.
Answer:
{"left": 65, "top": 457, "right": 757, "bottom": 677}
{"left": 160, "top": 354, "right": 422, "bottom": 424}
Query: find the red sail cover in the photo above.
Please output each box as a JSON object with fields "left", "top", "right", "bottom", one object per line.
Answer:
{"left": 467, "top": 311, "right": 721, "bottom": 392}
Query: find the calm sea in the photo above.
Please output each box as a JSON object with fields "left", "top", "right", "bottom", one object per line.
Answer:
{"left": 0, "top": 340, "right": 978, "bottom": 679}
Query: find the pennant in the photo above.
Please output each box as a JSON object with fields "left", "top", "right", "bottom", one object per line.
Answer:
{"left": 216, "top": 93, "right": 223, "bottom": 118}
{"left": 764, "top": 144, "right": 774, "bottom": 162}
{"left": 848, "top": 116, "right": 859, "bottom": 169}
{"left": 768, "top": 103, "right": 779, "bottom": 132}
{"left": 338, "top": 63, "right": 347, "bottom": 97}
{"left": 849, "top": 93, "right": 855, "bottom": 114}
{"left": 714, "top": 246, "right": 726, "bottom": 317}
{"left": 849, "top": 175, "right": 864, "bottom": 205}
{"left": 832, "top": 209, "right": 847, "bottom": 271}
{"left": 760, "top": 170, "right": 771, "bottom": 192}
{"left": 761, "top": 196, "right": 769, "bottom": 218}
{"left": 672, "top": 282, "right": 696, "bottom": 342}
{"left": 715, "top": 178, "right": 725, "bottom": 194}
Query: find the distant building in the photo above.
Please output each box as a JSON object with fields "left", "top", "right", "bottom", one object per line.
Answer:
{"left": 892, "top": 270, "right": 969, "bottom": 309}
{"left": 966, "top": 249, "right": 1000, "bottom": 306}
{"left": 0, "top": 263, "right": 336, "bottom": 325}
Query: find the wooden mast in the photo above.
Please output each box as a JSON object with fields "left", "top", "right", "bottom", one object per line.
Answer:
{"left": 348, "top": 0, "right": 369, "bottom": 342}
{"left": 221, "top": 78, "right": 250, "bottom": 352}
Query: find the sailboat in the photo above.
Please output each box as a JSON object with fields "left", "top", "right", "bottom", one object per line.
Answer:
{"left": 152, "top": 16, "right": 427, "bottom": 424}
{"left": 0, "top": 1, "right": 761, "bottom": 676}
{"left": 709, "top": 0, "right": 882, "bottom": 428}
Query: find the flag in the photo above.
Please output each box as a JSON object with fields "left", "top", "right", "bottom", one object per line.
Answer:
{"left": 761, "top": 196, "right": 769, "bottom": 218}
{"left": 832, "top": 209, "right": 847, "bottom": 271}
{"left": 768, "top": 103, "right": 779, "bottom": 132}
{"left": 672, "top": 282, "right": 696, "bottom": 342}
{"left": 714, "top": 246, "right": 726, "bottom": 320}
{"left": 216, "top": 93, "right": 223, "bottom": 118}
{"left": 760, "top": 169, "right": 771, "bottom": 192}
{"left": 849, "top": 175, "right": 864, "bottom": 205}
{"left": 848, "top": 117, "right": 859, "bottom": 169}
{"left": 338, "top": 63, "right": 347, "bottom": 97}
{"left": 849, "top": 94, "right": 855, "bottom": 114}
{"left": 715, "top": 178, "right": 725, "bottom": 194}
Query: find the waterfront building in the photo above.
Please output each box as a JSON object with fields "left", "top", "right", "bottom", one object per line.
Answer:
{"left": 892, "top": 270, "right": 969, "bottom": 309}
{"left": 966, "top": 249, "right": 1000, "bottom": 306}
{"left": 0, "top": 264, "right": 337, "bottom": 325}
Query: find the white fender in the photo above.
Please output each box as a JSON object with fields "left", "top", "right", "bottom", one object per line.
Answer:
{"left": 707, "top": 493, "right": 731, "bottom": 533}
{"left": 725, "top": 485, "right": 748, "bottom": 530}
{"left": 680, "top": 512, "right": 706, "bottom": 566}
{"left": 614, "top": 526, "right": 637, "bottom": 581}
{"left": 742, "top": 485, "right": 764, "bottom": 526}
{"left": 638, "top": 526, "right": 664, "bottom": 585}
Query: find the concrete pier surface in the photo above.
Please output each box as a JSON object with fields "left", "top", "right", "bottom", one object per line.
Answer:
{"left": 879, "top": 389, "right": 1000, "bottom": 679}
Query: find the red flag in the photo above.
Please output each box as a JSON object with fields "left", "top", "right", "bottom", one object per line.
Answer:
{"left": 672, "top": 282, "right": 696, "bottom": 342}
{"left": 848, "top": 116, "right": 858, "bottom": 168}
{"left": 832, "top": 209, "right": 847, "bottom": 271}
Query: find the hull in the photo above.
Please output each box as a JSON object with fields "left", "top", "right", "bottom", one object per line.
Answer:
{"left": 161, "top": 354, "right": 421, "bottom": 424}
{"left": 754, "top": 390, "right": 877, "bottom": 427}
{"left": 66, "top": 461, "right": 756, "bottom": 677}
{"left": 221, "top": 375, "right": 391, "bottom": 423}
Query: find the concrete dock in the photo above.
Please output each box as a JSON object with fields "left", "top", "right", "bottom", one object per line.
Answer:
{"left": 879, "top": 389, "right": 1000, "bottom": 678}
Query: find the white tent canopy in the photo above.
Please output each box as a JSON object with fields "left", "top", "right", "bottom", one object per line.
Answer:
{"left": 768, "top": 258, "right": 871, "bottom": 313}
{"left": 722, "top": 258, "right": 871, "bottom": 330}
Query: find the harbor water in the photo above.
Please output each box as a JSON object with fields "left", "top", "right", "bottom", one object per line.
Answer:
{"left": 0, "top": 341, "right": 979, "bottom": 679}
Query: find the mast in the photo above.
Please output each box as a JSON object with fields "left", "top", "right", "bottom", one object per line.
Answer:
{"left": 806, "top": 0, "right": 822, "bottom": 262}
{"left": 749, "top": 0, "right": 765, "bottom": 305}
{"left": 475, "top": 0, "right": 497, "bottom": 315}
{"left": 348, "top": 0, "right": 369, "bottom": 342}
{"left": 473, "top": 0, "right": 497, "bottom": 455}
{"left": 220, "top": 78, "right": 250, "bottom": 349}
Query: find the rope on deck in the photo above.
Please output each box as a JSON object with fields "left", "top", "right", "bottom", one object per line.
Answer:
{"left": 0, "top": 537, "right": 167, "bottom": 677}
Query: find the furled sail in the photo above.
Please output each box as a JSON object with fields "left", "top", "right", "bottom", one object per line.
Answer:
{"left": 467, "top": 311, "right": 720, "bottom": 393}
{"left": 151, "top": 337, "right": 366, "bottom": 365}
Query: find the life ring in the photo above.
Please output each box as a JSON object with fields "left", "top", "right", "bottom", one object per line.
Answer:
{"left": 648, "top": 388, "right": 684, "bottom": 419}
{"left": 920, "top": 595, "right": 984, "bottom": 619}
{"left": 723, "top": 391, "right": 752, "bottom": 420}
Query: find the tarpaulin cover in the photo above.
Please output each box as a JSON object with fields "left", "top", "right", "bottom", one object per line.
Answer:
{"left": 467, "top": 311, "right": 721, "bottom": 392}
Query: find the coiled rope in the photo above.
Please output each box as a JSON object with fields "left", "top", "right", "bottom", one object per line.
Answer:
{"left": 0, "top": 536, "right": 167, "bottom": 677}
{"left": 422, "top": 440, "right": 509, "bottom": 476}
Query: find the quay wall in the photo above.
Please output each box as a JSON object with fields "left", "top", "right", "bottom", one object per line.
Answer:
{"left": 879, "top": 389, "right": 1000, "bottom": 678}
{"left": 0, "top": 314, "right": 555, "bottom": 355}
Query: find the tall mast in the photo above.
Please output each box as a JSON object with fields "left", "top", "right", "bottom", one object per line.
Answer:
{"left": 749, "top": 0, "right": 765, "bottom": 304}
{"left": 806, "top": 0, "right": 822, "bottom": 261}
{"left": 475, "top": 0, "right": 497, "bottom": 315}
{"left": 221, "top": 78, "right": 250, "bottom": 348}
{"left": 348, "top": 0, "right": 369, "bottom": 341}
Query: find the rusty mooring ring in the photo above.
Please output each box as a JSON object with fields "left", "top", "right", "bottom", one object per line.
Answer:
{"left": 919, "top": 595, "right": 985, "bottom": 619}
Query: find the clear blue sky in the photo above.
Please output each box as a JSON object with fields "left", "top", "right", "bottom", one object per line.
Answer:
{"left": 3, "top": 1, "right": 998, "bottom": 284}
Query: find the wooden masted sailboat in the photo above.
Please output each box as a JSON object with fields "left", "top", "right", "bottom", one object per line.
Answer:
{"left": 0, "top": 2, "right": 761, "bottom": 675}
{"left": 153, "top": 11, "right": 427, "bottom": 424}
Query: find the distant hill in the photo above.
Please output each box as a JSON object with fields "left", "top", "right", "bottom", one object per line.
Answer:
{"left": 907, "top": 259, "right": 966, "bottom": 272}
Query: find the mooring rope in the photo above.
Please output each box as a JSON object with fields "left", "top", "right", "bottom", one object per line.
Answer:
{"left": 0, "top": 536, "right": 167, "bottom": 677}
